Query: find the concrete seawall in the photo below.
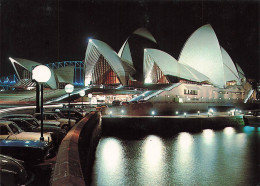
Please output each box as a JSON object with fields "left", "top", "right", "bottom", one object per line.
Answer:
{"left": 51, "top": 111, "right": 102, "bottom": 186}
{"left": 102, "top": 116, "right": 245, "bottom": 137}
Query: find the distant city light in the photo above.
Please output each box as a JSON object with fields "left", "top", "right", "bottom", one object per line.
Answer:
{"left": 151, "top": 110, "right": 155, "bottom": 116}
{"left": 184, "top": 112, "right": 187, "bottom": 117}
{"left": 176, "top": 111, "right": 179, "bottom": 115}
{"left": 121, "top": 110, "right": 124, "bottom": 114}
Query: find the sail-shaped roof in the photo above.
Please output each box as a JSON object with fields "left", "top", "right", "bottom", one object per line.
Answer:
{"left": 118, "top": 28, "right": 158, "bottom": 82}
{"left": 221, "top": 47, "right": 240, "bottom": 83}
{"left": 9, "top": 57, "right": 57, "bottom": 89}
{"left": 235, "top": 63, "right": 246, "bottom": 81}
{"left": 178, "top": 24, "right": 225, "bottom": 87}
{"left": 84, "top": 39, "right": 129, "bottom": 86}
{"left": 144, "top": 49, "right": 210, "bottom": 83}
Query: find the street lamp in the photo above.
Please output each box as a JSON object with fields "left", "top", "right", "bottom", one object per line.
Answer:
{"left": 79, "top": 90, "right": 85, "bottom": 116}
{"left": 151, "top": 110, "right": 155, "bottom": 117}
{"left": 88, "top": 93, "right": 92, "bottom": 106}
{"left": 32, "top": 65, "right": 51, "bottom": 141}
{"left": 65, "top": 84, "right": 74, "bottom": 129}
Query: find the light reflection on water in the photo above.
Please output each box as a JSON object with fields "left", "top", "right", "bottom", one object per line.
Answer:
{"left": 91, "top": 127, "right": 260, "bottom": 186}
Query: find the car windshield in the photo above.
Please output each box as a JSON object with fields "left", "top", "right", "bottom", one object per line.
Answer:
{"left": 9, "top": 123, "right": 22, "bottom": 134}
{"left": 54, "top": 114, "right": 60, "bottom": 120}
{"left": 32, "top": 120, "right": 40, "bottom": 127}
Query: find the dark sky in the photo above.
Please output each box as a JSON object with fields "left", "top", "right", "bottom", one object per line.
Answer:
{"left": 1, "top": 0, "right": 259, "bottom": 81}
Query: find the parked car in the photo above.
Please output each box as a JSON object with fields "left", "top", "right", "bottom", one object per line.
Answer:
{"left": 33, "top": 112, "right": 76, "bottom": 131}
{"left": 2, "top": 114, "right": 35, "bottom": 119}
{"left": 0, "top": 139, "right": 53, "bottom": 164}
{"left": 112, "top": 100, "right": 121, "bottom": 106}
{"left": 45, "top": 110, "right": 66, "bottom": 118}
{"left": 243, "top": 110, "right": 260, "bottom": 127}
{"left": 0, "top": 120, "right": 52, "bottom": 143}
{"left": 52, "top": 108, "right": 83, "bottom": 122}
{"left": 121, "top": 101, "right": 130, "bottom": 106}
{"left": 2, "top": 114, "right": 60, "bottom": 127}
{"left": 4, "top": 118, "right": 66, "bottom": 148}
{"left": 0, "top": 154, "right": 29, "bottom": 186}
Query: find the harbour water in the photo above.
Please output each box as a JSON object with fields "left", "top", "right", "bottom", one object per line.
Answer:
{"left": 92, "top": 126, "right": 260, "bottom": 186}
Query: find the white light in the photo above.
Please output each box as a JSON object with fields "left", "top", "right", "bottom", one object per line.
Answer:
{"left": 224, "top": 127, "right": 235, "bottom": 135}
{"left": 145, "top": 76, "right": 153, "bottom": 84}
{"left": 89, "top": 39, "right": 92, "bottom": 42}
{"left": 101, "top": 138, "right": 124, "bottom": 176}
{"left": 79, "top": 90, "right": 85, "bottom": 97}
{"left": 88, "top": 93, "right": 93, "bottom": 98}
{"left": 109, "top": 111, "right": 112, "bottom": 114}
{"left": 176, "top": 111, "right": 179, "bottom": 115}
{"left": 209, "top": 108, "right": 214, "bottom": 113}
{"left": 65, "top": 84, "right": 74, "bottom": 93}
{"left": 143, "top": 135, "right": 163, "bottom": 169}
{"left": 121, "top": 110, "right": 124, "bottom": 114}
{"left": 9, "top": 57, "right": 16, "bottom": 63}
{"left": 202, "top": 129, "right": 215, "bottom": 145}
{"left": 151, "top": 111, "right": 155, "bottom": 115}
{"left": 184, "top": 112, "right": 187, "bottom": 116}
{"left": 32, "top": 65, "right": 51, "bottom": 83}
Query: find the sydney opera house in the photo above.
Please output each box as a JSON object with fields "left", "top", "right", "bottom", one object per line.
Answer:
{"left": 7, "top": 24, "right": 256, "bottom": 104}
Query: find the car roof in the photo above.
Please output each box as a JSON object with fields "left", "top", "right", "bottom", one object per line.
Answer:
{"left": 35, "top": 112, "right": 56, "bottom": 115}
{"left": 2, "top": 114, "right": 33, "bottom": 118}
{"left": 0, "top": 120, "right": 15, "bottom": 125}
{"left": 0, "top": 139, "right": 48, "bottom": 148}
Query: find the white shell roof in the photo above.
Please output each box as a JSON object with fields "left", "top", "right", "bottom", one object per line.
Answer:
{"left": 221, "top": 47, "right": 240, "bottom": 83}
{"left": 84, "top": 39, "right": 128, "bottom": 85}
{"left": 9, "top": 57, "right": 57, "bottom": 89}
{"left": 144, "top": 49, "right": 210, "bottom": 83}
{"left": 235, "top": 63, "right": 246, "bottom": 80}
{"left": 118, "top": 27, "right": 157, "bottom": 68}
{"left": 133, "top": 28, "right": 157, "bottom": 43}
{"left": 118, "top": 40, "right": 133, "bottom": 66}
{"left": 54, "top": 66, "right": 74, "bottom": 84}
{"left": 11, "top": 57, "right": 40, "bottom": 71}
{"left": 178, "top": 24, "right": 225, "bottom": 87}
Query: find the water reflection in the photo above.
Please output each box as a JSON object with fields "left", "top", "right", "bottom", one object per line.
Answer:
{"left": 92, "top": 127, "right": 260, "bottom": 186}
{"left": 94, "top": 137, "right": 126, "bottom": 186}
{"left": 223, "top": 127, "right": 235, "bottom": 135}
{"left": 202, "top": 129, "right": 215, "bottom": 145}
{"left": 143, "top": 135, "right": 163, "bottom": 168}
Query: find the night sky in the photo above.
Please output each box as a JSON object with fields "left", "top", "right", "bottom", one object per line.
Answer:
{"left": 1, "top": 0, "right": 259, "bottom": 81}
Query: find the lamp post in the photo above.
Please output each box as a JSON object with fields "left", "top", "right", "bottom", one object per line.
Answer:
{"left": 79, "top": 90, "right": 85, "bottom": 116}
{"left": 88, "top": 93, "right": 92, "bottom": 106}
{"left": 32, "top": 65, "right": 51, "bottom": 141}
{"left": 65, "top": 84, "right": 74, "bottom": 129}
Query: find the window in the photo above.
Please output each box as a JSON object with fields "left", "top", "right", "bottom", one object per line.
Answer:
{"left": 0, "top": 125, "right": 10, "bottom": 135}
{"left": 184, "top": 89, "right": 198, "bottom": 95}
{"left": 34, "top": 114, "right": 41, "bottom": 120}
{"left": 46, "top": 115, "right": 56, "bottom": 120}
{"left": 9, "top": 123, "right": 19, "bottom": 134}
